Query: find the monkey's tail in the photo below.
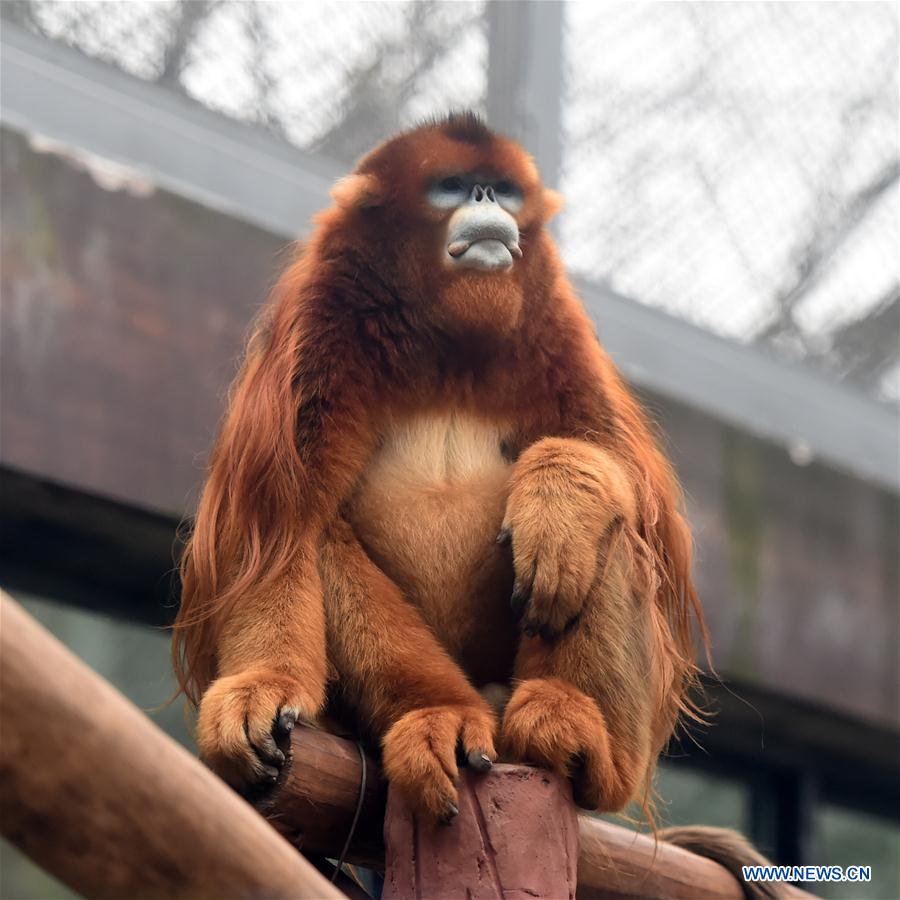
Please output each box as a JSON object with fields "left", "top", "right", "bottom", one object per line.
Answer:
{"left": 660, "top": 826, "right": 791, "bottom": 900}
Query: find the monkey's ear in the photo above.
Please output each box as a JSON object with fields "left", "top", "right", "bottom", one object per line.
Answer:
{"left": 542, "top": 189, "right": 564, "bottom": 222}
{"left": 331, "top": 173, "right": 385, "bottom": 210}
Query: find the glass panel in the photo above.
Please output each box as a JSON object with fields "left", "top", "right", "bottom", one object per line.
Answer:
{"left": 653, "top": 761, "right": 750, "bottom": 832}
{"left": 600, "top": 760, "right": 751, "bottom": 834}
{"left": 816, "top": 803, "right": 900, "bottom": 900}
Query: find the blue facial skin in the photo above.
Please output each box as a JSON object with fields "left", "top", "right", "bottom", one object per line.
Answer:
{"left": 427, "top": 175, "right": 524, "bottom": 214}
{"left": 430, "top": 175, "right": 524, "bottom": 272}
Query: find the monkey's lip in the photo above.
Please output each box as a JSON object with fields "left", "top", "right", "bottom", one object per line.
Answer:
{"left": 447, "top": 239, "right": 522, "bottom": 271}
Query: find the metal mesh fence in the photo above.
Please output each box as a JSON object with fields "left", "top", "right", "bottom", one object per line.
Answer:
{"left": 561, "top": 2, "right": 899, "bottom": 404}
{"left": 6, "top": 0, "right": 898, "bottom": 404}
{"left": 5, "top": 0, "right": 488, "bottom": 166}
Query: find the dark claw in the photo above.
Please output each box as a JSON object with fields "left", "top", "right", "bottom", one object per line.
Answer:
{"left": 440, "top": 804, "right": 460, "bottom": 825}
{"left": 511, "top": 580, "right": 532, "bottom": 619}
{"left": 255, "top": 742, "right": 286, "bottom": 766}
{"left": 496, "top": 527, "right": 512, "bottom": 547}
{"left": 467, "top": 749, "right": 493, "bottom": 773}
{"left": 570, "top": 754, "right": 593, "bottom": 809}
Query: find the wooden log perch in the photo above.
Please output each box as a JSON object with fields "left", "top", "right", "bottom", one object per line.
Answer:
{"left": 0, "top": 590, "right": 812, "bottom": 899}
{"left": 262, "top": 725, "right": 815, "bottom": 899}
{"left": 0, "top": 592, "right": 341, "bottom": 900}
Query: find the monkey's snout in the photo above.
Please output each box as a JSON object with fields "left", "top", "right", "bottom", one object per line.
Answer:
{"left": 446, "top": 203, "right": 521, "bottom": 272}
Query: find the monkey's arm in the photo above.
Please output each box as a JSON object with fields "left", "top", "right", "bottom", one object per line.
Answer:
{"left": 182, "top": 284, "right": 381, "bottom": 789}
{"left": 196, "top": 560, "right": 327, "bottom": 787}
{"left": 320, "top": 519, "right": 495, "bottom": 823}
{"left": 193, "top": 418, "right": 377, "bottom": 789}
{"left": 498, "top": 436, "right": 683, "bottom": 813}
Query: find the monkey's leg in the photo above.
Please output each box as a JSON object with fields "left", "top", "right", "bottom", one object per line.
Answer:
{"left": 501, "top": 540, "right": 672, "bottom": 812}
{"left": 320, "top": 519, "right": 496, "bottom": 823}
{"left": 498, "top": 436, "right": 678, "bottom": 811}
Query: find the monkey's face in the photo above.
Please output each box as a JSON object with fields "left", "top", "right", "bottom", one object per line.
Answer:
{"left": 426, "top": 175, "right": 523, "bottom": 274}
{"left": 329, "top": 114, "right": 562, "bottom": 335}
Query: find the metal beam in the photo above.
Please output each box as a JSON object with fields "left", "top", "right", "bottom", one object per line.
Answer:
{"left": 0, "top": 21, "right": 338, "bottom": 237}
{"left": 581, "top": 281, "right": 899, "bottom": 491}
{"left": 2, "top": 22, "right": 897, "bottom": 491}
{"left": 487, "top": 0, "right": 564, "bottom": 186}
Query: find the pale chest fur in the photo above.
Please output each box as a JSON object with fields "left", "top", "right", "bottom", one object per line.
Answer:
{"left": 346, "top": 412, "right": 517, "bottom": 680}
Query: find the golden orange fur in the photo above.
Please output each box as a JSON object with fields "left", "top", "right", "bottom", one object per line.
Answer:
{"left": 174, "top": 113, "right": 707, "bottom": 823}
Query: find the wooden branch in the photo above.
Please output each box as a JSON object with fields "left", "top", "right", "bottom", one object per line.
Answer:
{"left": 257, "top": 722, "right": 388, "bottom": 868}
{"left": 262, "top": 725, "right": 814, "bottom": 899}
{"left": 0, "top": 592, "right": 342, "bottom": 900}
{"left": 0, "top": 589, "right": 812, "bottom": 899}
{"left": 577, "top": 820, "right": 743, "bottom": 899}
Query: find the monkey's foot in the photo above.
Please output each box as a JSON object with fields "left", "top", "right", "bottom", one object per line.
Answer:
{"left": 197, "top": 668, "right": 319, "bottom": 791}
{"left": 501, "top": 677, "right": 623, "bottom": 810}
{"left": 382, "top": 705, "right": 496, "bottom": 824}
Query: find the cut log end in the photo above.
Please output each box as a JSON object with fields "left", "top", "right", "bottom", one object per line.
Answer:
{"left": 383, "top": 764, "right": 579, "bottom": 900}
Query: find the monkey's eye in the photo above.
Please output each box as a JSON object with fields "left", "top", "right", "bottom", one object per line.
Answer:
{"left": 427, "top": 175, "right": 469, "bottom": 210}
{"left": 439, "top": 176, "right": 465, "bottom": 193}
{"left": 493, "top": 179, "right": 523, "bottom": 212}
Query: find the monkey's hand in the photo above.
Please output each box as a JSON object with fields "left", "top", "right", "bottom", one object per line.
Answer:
{"left": 499, "top": 437, "right": 637, "bottom": 639}
{"left": 196, "top": 668, "right": 319, "bottom": 791}
{"left": 382, "top": 703, "right": 496, "bottom": 823}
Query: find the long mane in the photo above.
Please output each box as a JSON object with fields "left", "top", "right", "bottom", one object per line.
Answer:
{"left": 599, "top": 346, "right": 709, "bottom": 724}
{"left": 172, "top": 256, "right": 316, "bottom": 706}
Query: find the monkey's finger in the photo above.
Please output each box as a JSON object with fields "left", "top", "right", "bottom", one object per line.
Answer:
{"left": 250, "top": 730, "right": 287, "bottom": 768}
{"left": 198, "top": 699, "right": 269, "bottom": 786}
{"left": 456, "top": 736, "right": 493, "bottom": 773}
{"left": 496, "top": 525, "right": 512, "bottom": 546}
{"left": 459, "top": 709, "right": 497, "bottom": 764}
{"left": 245, "top": 715, "right": 286, "bottom": 770}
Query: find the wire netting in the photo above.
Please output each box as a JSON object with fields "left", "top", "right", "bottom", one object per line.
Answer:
{"left": 6, "top": 0, "right": 898, "bottom": 403}
{"left": 5, "top": 0, "right": 488, "bottom": 165}
{"left": 561, "top": 2, "right": 899, "bottom": 404}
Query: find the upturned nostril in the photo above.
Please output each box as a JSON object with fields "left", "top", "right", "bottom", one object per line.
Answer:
{"left": 484, "top": 186, "right": 496, "bottom": 202}
{"left": 472, "top": 185, "right": 484, "bottom": 202}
